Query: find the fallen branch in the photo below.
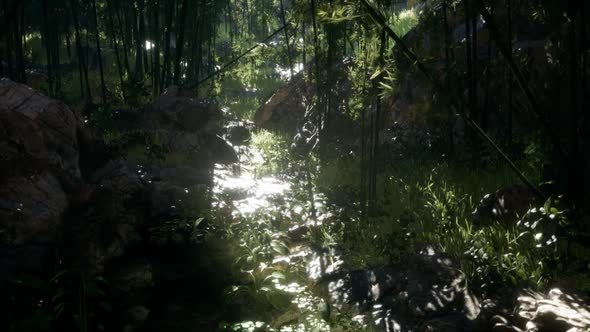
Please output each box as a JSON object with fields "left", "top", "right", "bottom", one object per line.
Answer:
{"left": 475, "top": 0, "right": 567, "bottom": 160}
{"left": 359, "top": 0, "right": 545, "bottom": 200}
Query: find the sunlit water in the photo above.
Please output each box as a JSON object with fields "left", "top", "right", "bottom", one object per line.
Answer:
{"left": 210, "top": 128, "right": 362, "bottom": 331}
{"left": 213, "top": 142, "right": 290, "bottom": 217}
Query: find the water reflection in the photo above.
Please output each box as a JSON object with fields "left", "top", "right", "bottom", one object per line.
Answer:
{"left": 213, "top": 136, "right": 290, "bottom": 217}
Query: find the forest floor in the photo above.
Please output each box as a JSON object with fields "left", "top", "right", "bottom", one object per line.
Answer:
{"left": 140, "top": 125, "right": 356, "bottom": 331}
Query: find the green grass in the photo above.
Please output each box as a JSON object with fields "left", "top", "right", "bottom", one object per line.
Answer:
{"left": 313, "top": 152, "right": 572, "bottom": 295}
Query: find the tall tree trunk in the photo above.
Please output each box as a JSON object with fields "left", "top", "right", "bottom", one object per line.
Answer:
{"left": 15, "top": 1, "right": 26, "bottom": 83}
{"left": 280, "top": 0, "right": 293, "bottom": 77}
{"left": 310, "top": 0, "right": 322, "bottom": 156}
{"left": 152, "top": 0, "right": 161, "bottom": 95}
{"left": 302, "top": 21, "right": 306, "bottom": 72}
{"left": 482, "top": 10, "right": 492, "bottom": 132}
{"left": 162, "top": 0, "right": 173, "bottom": 87}
{"left": 2, "top": 0, "right": 18, "bottom": 79}
{"left": 567, "top": 0, "right": 581, "bottom": 199}
{"left": 118, "top": 10, "right": 131, "bottom": 74}
{"left": 463, "top": 0, "right": 474, "bottom": 153}
{"left": 188, "top": 2, "right": 201, "bottom": 84}
{"left": 132, "top": 2, "right": 143, "bottom": 76}
{"left": 0, "top": 1, "right": 5, "bottom": 78}
{"left": 66, "top": 29, "right": 72, "bottom": 60}
{"left": 131, "top": 3, "right": 143, "bottom": 77}
{"left": 359, "top": 41, "right": 368, "bottom": 221}
{"left": 471, "top": 9, "right": 478, "bottom": 120}
{"left": 107, "top": 0, "right": 126, "bottom": 102}
{"left": 443, "top": 0, "right": 453, "bottom": 151}
{"left": 138, "top": 0, "right": 148, "bottom": 72}
{"left": 506, "top": 0, "right": 513, "bottom": 147}
{"left": 92, "top": 0, "right": 107, "bottom": 105}
{"left": 173, "top": 0, "right": 189, "bottom": 85}
{"left": 42, "top": 0, "right": 54, "bottom": 95}
{"left": 369, "top": 30, "right": 386, "bottom": 213}
{"left": 52, "top": 14, "right": 61, "bottom": 94}
{"left": 582, "top": 0, "right": 590, "bottom": 204}
{"left": 470, "top": 2, "right": 480, "bottom": 161}
{"left": 464, "top": 0, "right": 472, "bottom": 111}
{"left": 70, "top": 0, "right": 91, "bottom": 102}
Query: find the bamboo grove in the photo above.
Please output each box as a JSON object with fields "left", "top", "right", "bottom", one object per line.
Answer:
{"left": 1, "top": 0, "right": 294, "bottom": 104}
{"left": 1, "top": 0, "right": 589, "bottom": 207}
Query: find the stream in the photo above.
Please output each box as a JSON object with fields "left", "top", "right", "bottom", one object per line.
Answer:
{"left": 139, "top": 121, "right": 360, "bottom": 332}
{"left": 208, "top": 123, "right": 353, "bottom": 331}
{"left": 133, "top": 120, "right": 476, "bottom": 332}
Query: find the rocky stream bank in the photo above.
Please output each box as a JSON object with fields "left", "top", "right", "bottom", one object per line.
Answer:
{"left": 1, "top": 79, "right": 589, "bottom": 332}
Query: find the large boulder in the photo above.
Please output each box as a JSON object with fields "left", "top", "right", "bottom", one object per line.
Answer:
{"left": 0, "top": 78, "right": 81, "bottom": 178}
{"left": 0, "top": 172, "right": 68, "bottom": 246}
{"left": 133, "top": 87, "right": 237, "bottom": 218}
{"left": 254, "top": 58, "right": 355, "bottom": 138}
{"left": 138, "top": 86, "right": 237, "bottom": 168}
{"left": 0, "top": 79, "right": 148, "bottom": 278}
{"left": 314, "top": 248, "right": 481, "bottom": 331}
{"left": 0, "top": 78, "right": 81, "bottom": 253}
{"left": 254, "top": 77, "right": 310, "bottom": 133}
{"left": 146, "top": 85, "right": 222, "bottom": 134}
{"left": 68, "top": 159, "right": 148, "bottom": 274}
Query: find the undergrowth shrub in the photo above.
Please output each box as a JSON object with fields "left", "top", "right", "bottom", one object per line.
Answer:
{"left": 250, "top": 130, "right": 290, "bottom": 176}
{"left": 318, "top": 153, "right": 574, "bottom": 293}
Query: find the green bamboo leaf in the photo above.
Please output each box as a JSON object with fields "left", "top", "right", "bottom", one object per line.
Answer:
{"left": 379, "top": 81, "right": 394, "bottom": 90}
{"left": 370, "top": 67, "right": 385, "bottom": 80}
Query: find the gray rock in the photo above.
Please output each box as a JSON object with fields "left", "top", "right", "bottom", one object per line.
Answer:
{"left": 90, "top": 158, "right": 145, "bottom": 201}
{"left": 136, "top": 89, "right": 237, "bottom": 169}
{"left": 508, "top": 288, "right": 590, "bottom": 332}
{"left": 254, "top": 58, "right": 353, "bottom": 135}
{"left": 0, "top": 78, "right": 82, "bottom": 178}
{"left": 210, "top": 135, "right": 238, "bottom": 165}
{"left": 66, "top": 158, "right": 147, "bottom": 274}
{"left": 316, "top": 251, "right": 477, "bottom": 331}
{"left": 0, "top": 79, "right": 151, "bottom": 278}
{"left": 0, "top": 79, "right": 82, "bottom": 248}
{"left": 149, "top": 91, "right": 221, "bottom": 133}
{"left": 0, "top": 172, "right": 68, "bottom": 246}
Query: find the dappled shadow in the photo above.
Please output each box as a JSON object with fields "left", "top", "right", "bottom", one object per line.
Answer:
{"left": 315, "top": 248, "right": 479, "bottom": 331}
{"left": 492, "top": 288, "right": 590, "bottom": 332}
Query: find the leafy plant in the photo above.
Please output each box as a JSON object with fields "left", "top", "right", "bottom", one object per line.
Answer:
{"left": 250, "top": 130, "right": 291, "bottom": 176}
